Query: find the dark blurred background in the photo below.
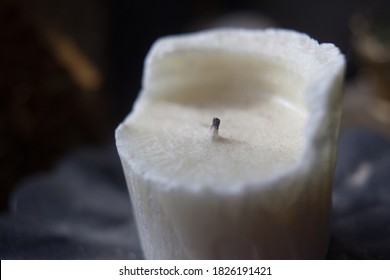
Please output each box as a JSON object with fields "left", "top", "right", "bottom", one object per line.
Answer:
{"left": 1, "top": 0, "right": 390, "bottom": 259}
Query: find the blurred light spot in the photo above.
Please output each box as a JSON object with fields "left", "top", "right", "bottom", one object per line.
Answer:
{"left": 346, "top": 161, "right": 372, "bottom": 188}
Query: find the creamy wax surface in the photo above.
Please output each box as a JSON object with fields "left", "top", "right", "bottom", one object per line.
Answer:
{"left": 116, "top": 29, "right": 345, "bottom": 259}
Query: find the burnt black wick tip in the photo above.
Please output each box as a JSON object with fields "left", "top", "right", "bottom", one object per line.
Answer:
{"left": 212, "top": 118, "right": 220, "bottom": 131}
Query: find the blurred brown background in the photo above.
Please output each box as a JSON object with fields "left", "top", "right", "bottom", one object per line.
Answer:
{"left": 1, "top": 0, "right": 390, "bottom": 212}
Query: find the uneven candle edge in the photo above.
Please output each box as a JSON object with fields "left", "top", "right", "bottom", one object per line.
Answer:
{"left": 116, "top": 28, "right": 346, "bottom": 194}
{"left": 115, "top": 28, "right": 346, "bottom": 259}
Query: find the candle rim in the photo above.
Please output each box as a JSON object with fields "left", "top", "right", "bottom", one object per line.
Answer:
{"left": 116, "top": 28, "right": 346, "bottom": 195}
{"left": 143, "top": 28, "right": 344, "bottom": 87}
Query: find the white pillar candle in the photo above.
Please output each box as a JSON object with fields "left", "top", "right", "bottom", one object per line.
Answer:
{"left": 116, "top": 29, "right": 345, "bottom": 259}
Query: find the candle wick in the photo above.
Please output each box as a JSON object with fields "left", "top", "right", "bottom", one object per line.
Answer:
{"left": 210, "top": 117, "right": 220, "bottom": 138}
